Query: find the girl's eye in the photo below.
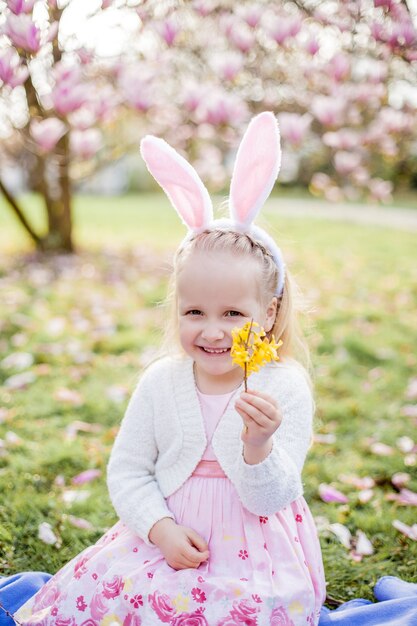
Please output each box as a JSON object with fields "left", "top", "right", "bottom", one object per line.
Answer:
{"left": 226, "top": 311, "right": 242, "bottom": 317}
{"left": 187, "top": 310, "right": 202, "bottom": 316}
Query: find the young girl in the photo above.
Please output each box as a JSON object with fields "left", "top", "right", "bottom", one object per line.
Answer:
{"left": 15, "top": 112, "right": 326, "bottom": 625}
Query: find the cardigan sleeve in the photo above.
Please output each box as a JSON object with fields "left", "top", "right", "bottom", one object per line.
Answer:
{"left": 233, "top": 364, "right": 314, "bottom": 515}
{"left": 107, "top": 367, "right": 175, "bottom": 545}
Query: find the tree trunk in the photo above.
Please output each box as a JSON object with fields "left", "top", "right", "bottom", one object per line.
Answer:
{"left": 41, "top": 133, "right": 74, "bottom": 253}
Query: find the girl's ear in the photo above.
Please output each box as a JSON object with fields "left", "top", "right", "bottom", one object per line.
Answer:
{"left": 229, "top": 112, "right": 281, "bottom": 230}
{"left": 264, "top": 296, "right": 278, "bottom": 333}
{"left": 140, "top": 136, "right": 213, "bottom": 232}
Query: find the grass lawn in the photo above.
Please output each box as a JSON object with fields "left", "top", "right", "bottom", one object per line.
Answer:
{"left": 0, "top": 192, "right": 416, "bottom": 606}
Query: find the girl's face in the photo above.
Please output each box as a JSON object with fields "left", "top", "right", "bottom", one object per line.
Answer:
{"left": 177, "top": 250, "right": 277, "bottom": 393}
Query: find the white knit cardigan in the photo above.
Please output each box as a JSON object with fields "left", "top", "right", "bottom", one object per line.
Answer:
{"left": 107, "top": 355, "right": 314, "bottom": 545}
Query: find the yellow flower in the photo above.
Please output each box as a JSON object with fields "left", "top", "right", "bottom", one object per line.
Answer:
{"left": 100, "top": 615, "right": 123, "bottom": 626}
{"left": 231, "top": 320, "right": 282, "bottom": 389}
{"left": 172, "top": 593, "right": 189, "bottom": 613}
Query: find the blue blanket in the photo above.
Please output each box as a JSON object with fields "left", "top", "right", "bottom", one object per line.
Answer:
{"left": 0, "top": 573, "right": 416, "bottom": 625}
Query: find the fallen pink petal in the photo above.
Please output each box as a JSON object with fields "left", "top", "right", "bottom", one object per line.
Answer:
{"left": 369, "top": 442, "right": 394, "bottom": 456}
{"left": 71, "top": 469, "right": 102, "bottom": 485}
{"left": 392, "top": 520, "right": 417, "bottom": 541}
{"left": 318, "top": 484, "right": 349, "bottom": 504}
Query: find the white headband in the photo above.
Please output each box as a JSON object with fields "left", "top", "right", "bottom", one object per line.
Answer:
{"left": 140, "top": 112, "right": 285, "bottom": 295}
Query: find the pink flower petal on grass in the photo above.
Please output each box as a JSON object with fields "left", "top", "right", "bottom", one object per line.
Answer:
{"left": 318, "top": 484, "right": 349, "bottom": 503}
{"left": 38, "top": 522, "right": 60, "bottom": 546}
{"left": 370, "top": 442, "right": 394, "bottom": 456}
{"left": 54, "top": 388, "right": 84, "bottom": 406}
{"left": 397, "top": 437, "right": 415, "bottom": 454}
{"left": 387, "top": 489, "right": 417, "bottom": 506}
{"left": 405, "top": 377, "right": 417, "bottom": 400}
{"left": 355, "top": 530, "right": 374, "bottom": 555}
{"left": 393, "top": 520, "right": 417, "bottom": 540}
{"left": 71, "top": 469, "right": 101, "bottom": 485}
{"left": 339, "top": 474, "right": 375, "bottom": 489}
{"left": 329, "top": 523, "right": 352, "bottom": 549}
{"left": 391, "top": 473, "right": 411, "bottom": 488}
{"left": 65, "top": 515, "right": 95, "bottom": 531}
{"left": 358, "top": 489, "right": 374, "bottom": 504}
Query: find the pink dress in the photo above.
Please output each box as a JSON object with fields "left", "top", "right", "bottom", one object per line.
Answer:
{"left": 16, "top": 389, "right": 326, "bottom": 626}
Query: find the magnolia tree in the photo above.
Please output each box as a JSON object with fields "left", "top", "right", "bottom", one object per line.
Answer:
{"left": 0, "top": 0, "right": 416, "bottom": 252}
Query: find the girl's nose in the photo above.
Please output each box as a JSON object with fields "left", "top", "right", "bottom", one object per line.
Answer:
{"left": 201, "top": 324, "right": 224, "bottom": 342}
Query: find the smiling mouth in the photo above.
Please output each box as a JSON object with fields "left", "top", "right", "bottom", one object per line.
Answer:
{"left": 199, "top": 347, "right": 230, "bottom": 355}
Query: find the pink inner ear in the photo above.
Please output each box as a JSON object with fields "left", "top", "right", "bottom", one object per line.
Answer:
{"left": 141, "top": 136, "right": 213, "bottom": 231}
{"left": 230, "top": 113, "right": 280, "bottom": 227}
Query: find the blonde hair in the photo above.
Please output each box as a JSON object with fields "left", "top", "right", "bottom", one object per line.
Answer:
{"left": 158, "top": 229, "right": 312, "bottom": 380}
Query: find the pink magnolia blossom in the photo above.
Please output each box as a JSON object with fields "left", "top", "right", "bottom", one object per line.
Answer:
{"left": 51, "top": 83, "right": 89, "bottom": 115}
{"left": 366, "top": 60, "right": 387, "bottom": 83}
{"left": 30, "top": 118, "right": 67, "bottom": 152}
{"left": 305, "top": 36, "right": 320, "bottom": 55}
{"left": 389, "top": 20, "right": 417, "bottom": 48}
{"left": 378, "top": 107, "right": 413, "bottom": 134}
{"left": 318, "top": 483, "right": 349, "bottom": 503}
{"left": 241, "top": 5, "right": 262, "bottom": 28}
{"left": 370, "top": 20, "right": 388, "bottom": 42}
{"left": 228, "top": 24, "right": 255, "bottom": 53}
{"left": 309, "top": 172, "right": 332, "bottom": 195}
{"left": 7, "top": 0, "right": 36, "bottom": 15}
{"left": 268, "top": 15, "right": 302, "bottom": 45}
{"left": 323, "top": 129, "right": 359, "bottom": 150}
{"left": 334, "top": 151, "right": 362, "bottom": 176}
{"left": 156, "top": 18, "right": 180, "bottom": 47}
{"left": 197, "top": 91, "right": 247, "bottom": 126}
{"left": 310, "top": 95, "right": 346, "bottom": 127}
{"left": 5, "top": 13, "right": 41, "bottom": 52}
{"left": 212, "top": 52, "right": 243, "bottom": 81}
{"left": 51, "top": 64, "right": 90, "bottom": 115}
{"left": 182, "top": 83, "right": 207, "bottom": 113}
{"left": 374, "top": 0, "right": 395, "bottom": 9}
{"left": 0, "top": 48, "right": 29, "bottom": 87}
{"left": 367, "top": 178, "right": 393, "bottom": 202}
{"left": 70, "top": 129, "right": 103, "bottom": 159}
{"left": 328, "top": 53, "right": 351, "bottom": 82}
{"left": 278, "top": 112, "right": 312, "bottom": 145}
{"left": 76, "top": 47, "right": 95, "bottom": 65}
{"left": 118, "top": 65, "right": 153, "bottom": 112}
{"left": 192, "top": 0, "right": 215, "bottom": 17}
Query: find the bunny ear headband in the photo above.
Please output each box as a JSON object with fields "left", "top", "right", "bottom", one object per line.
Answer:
{"left": 140, "top": 112, "right": 285, "bottom": 295}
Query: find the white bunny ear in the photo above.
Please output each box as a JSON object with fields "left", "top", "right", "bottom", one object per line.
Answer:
{"left": 140, "top": 135, "right": 213, "bottom": 232}
{"left": 229, "top": 112, "right": 281, "bottom": 229}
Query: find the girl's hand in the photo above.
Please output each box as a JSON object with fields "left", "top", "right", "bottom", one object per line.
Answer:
{"left": 149, "top": 518, "right": 209, "bottom": 570}
{"left": 235, "top": 389, "right": 283, "bottom": 464}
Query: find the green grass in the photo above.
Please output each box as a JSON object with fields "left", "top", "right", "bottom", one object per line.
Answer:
{"left": 0, "top": 193, "right": 416, "bottom": 605}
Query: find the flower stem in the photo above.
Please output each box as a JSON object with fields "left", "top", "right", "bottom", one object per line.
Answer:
{"left": 243, "top": 318, "right": 253, "bottom": 392}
